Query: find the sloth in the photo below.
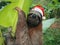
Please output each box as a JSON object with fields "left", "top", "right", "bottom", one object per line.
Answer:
{"left": 15, "top": 7, "right": 42, "bottom": 45}
{"left": 3, "top": 7, "right": 42, "bottom": 45}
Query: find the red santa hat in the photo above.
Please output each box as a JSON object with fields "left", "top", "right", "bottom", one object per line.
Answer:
{"left": 32, "top": 5, "right": 44, "bottom": 16}
{"left": 32, "top": 5, "right": 46, "bottom": 19}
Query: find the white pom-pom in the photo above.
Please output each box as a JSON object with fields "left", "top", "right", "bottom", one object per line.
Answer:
{"left": 42, "top": 16, "right": 46, "bottom": 20}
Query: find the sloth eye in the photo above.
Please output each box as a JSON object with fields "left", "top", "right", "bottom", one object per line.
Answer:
{"left": 32, "top": 14, "right": 37, "bottom": 18}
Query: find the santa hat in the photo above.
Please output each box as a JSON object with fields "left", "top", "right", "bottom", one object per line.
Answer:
{"left": 32, "top": 5, "right": 46, "bottom": 19}
{"left": 32, "top": 5, "right": 44, "bottom": 16}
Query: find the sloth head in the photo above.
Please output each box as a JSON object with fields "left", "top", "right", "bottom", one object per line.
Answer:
{"left": 27, "top": 11, "right": 42, "bottom": 27}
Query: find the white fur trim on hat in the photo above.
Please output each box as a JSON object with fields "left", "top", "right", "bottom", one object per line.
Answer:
{"left": 32, "top": 7, "right": 43, "bottom": 16}
{"left": 42, "top": 16, "right": 46, "bottom": 19}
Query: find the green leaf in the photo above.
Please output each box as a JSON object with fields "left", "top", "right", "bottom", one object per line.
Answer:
{"left": 0, "top": 0, "right": 32, "bottom": 44}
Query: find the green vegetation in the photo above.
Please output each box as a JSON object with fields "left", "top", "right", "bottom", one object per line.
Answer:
{"left": 0, "top": 0, "right": 32, "bottom": 36}
{"left": 0, "top": 0, "right": 32, "bottom": 45}
{"left": 43, "top": 18, "right": 60, "bottom": 45}
{"left": 43, "top": 28, "right": 60, "bottom": 45}
{"left": 32, "top": 0, "right": 60, "bottom": 44}
{"left": 32, "top": 0, "right": 60, "bottom": 19}
{"left": 0, "top": 0, "right": 60, "bottom": 45}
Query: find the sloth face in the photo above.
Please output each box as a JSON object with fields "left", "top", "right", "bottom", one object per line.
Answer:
{"left": 27, "top": 13, "right": 42, "bottom": 27}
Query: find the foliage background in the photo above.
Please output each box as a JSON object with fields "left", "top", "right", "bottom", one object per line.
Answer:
{"left": 0, "top": 0, "right": 32, "bottom": 45}
{"left": 32, "top": 0, "right": 60, "bottom": 19}
{"left": 0, "top": 0, "right": 60, "bottom": 45}
{"left": 32, "top": 0, "right": 60, "bottom": 45}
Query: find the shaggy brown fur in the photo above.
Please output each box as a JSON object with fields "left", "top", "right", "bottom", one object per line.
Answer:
{"left": 15, "top": 7, "right": 32, "bottom": 45}
{"left": 15, "top": 7, "right": 43, "bottom": 45}
{"left": 28, "top": 22, "right": 42, "bottom": 45}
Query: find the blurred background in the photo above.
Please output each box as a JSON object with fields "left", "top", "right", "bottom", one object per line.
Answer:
{"left": 0, "top": 0, "right": 60, "bottom": 45}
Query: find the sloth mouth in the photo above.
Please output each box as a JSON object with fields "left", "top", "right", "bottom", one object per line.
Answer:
{"left": 0, "top": 1, "right": 11, "bottom": 10}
